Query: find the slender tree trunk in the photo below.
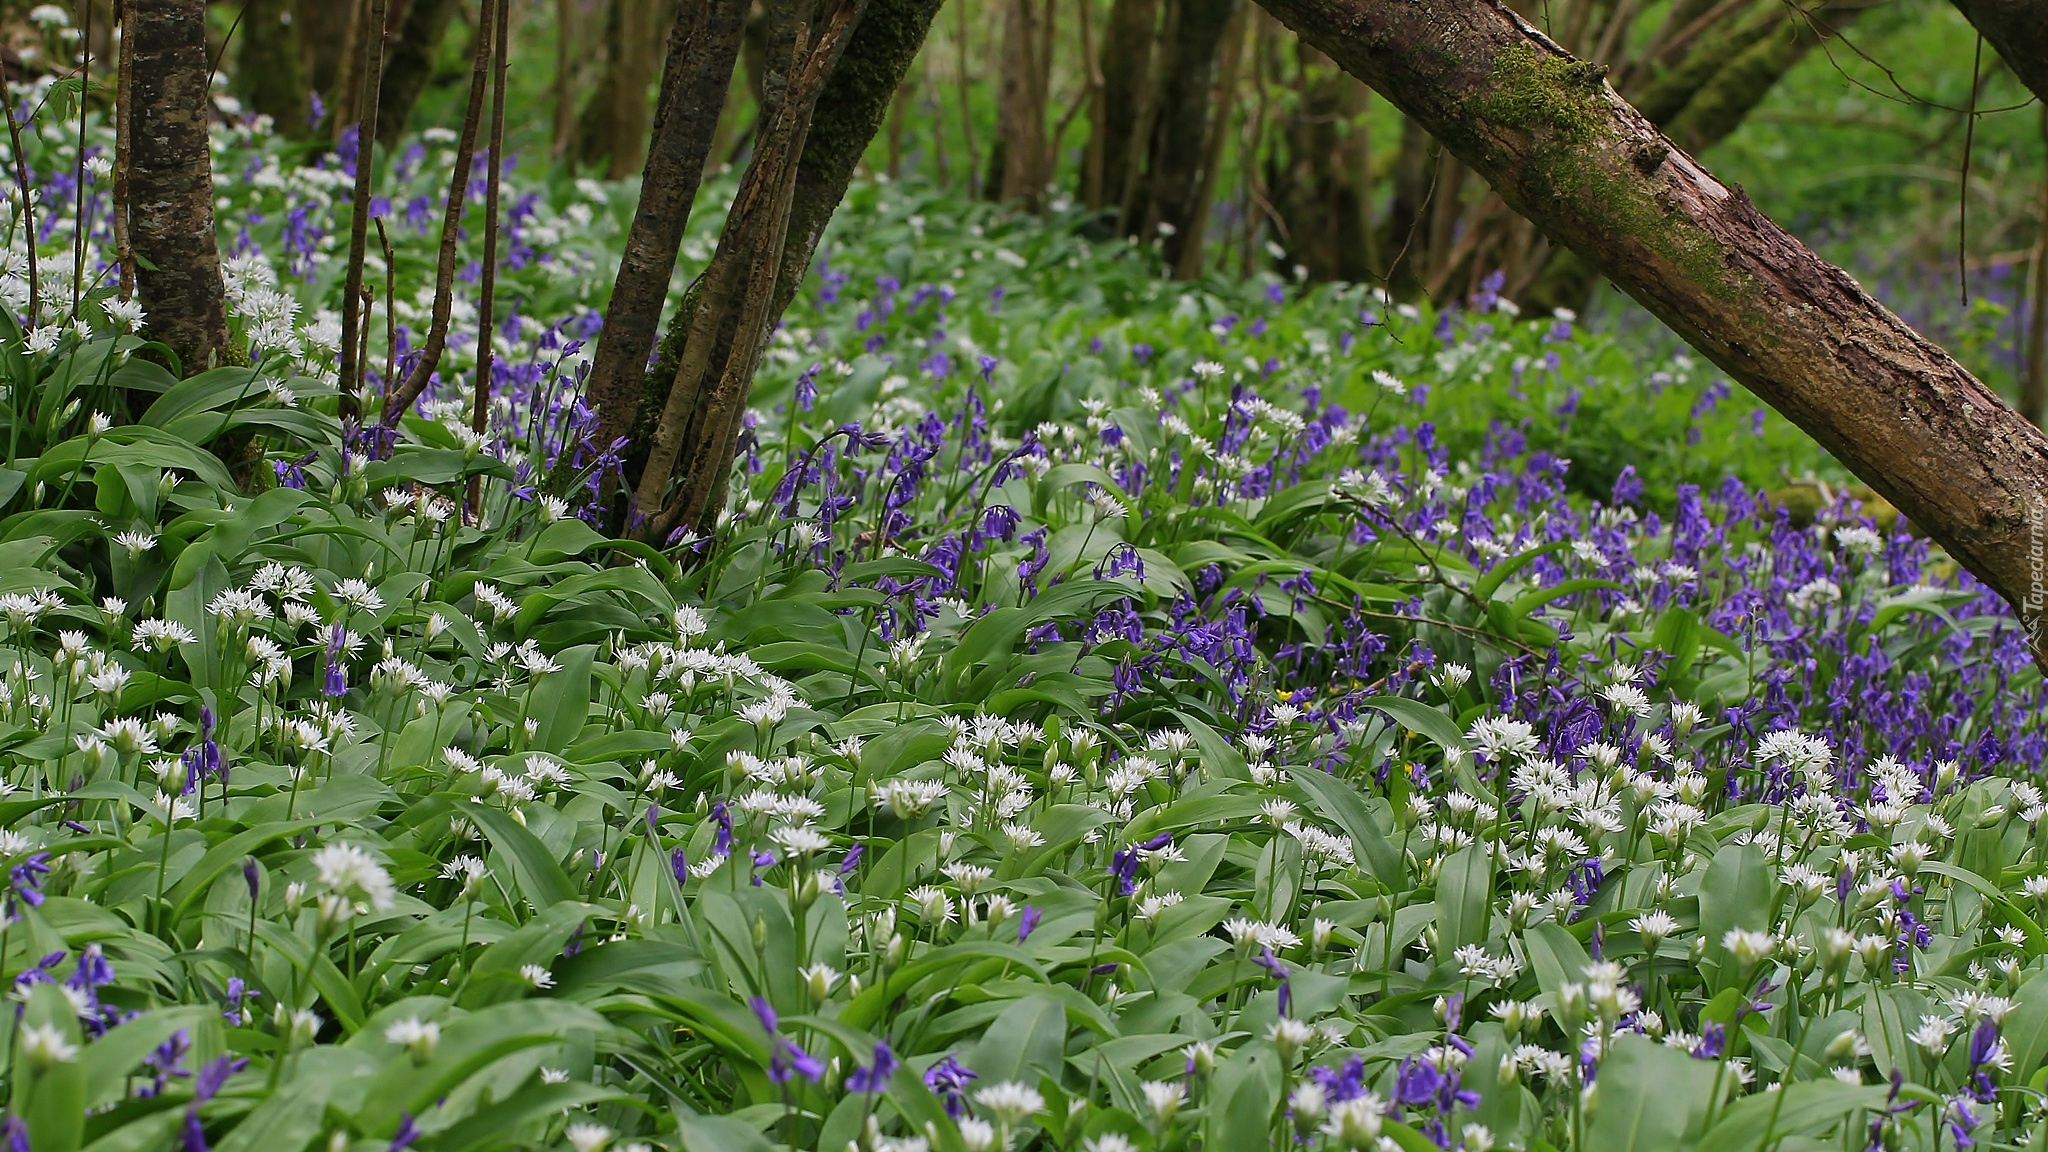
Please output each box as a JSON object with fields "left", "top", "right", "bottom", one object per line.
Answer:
{"left": 1170, "top": 2, "right": 1245, "bottom": 278}
{"left": 298, "top": 0, "right": 354, "bottom": 127}
{"left": 577, "top": 0, "right": 672, "bottom": 177}
{"left": 113, "top": 0, "right": 134, "bottom": 298}
{"left": 1143, "top": 0, "right": 1238, "bottom": 266}
{"left": 586, "top": 0, "right": 749, "bottom": 467}
{"left": 995, "top": 0, "right": 1052, "bottom": 210}
{"left": 1271, "top": 41, "right": 1372, "bottom": 282}
{"left": 235, "top": 0, "right": 310, "bottom": 135}
{"left": 338, "top": 0, "right": 388, "bottom": 421}
{"left": 378, "top": 0, "right": 460, "bottom": 145}
{"left": 1257, "top": 0, "right": 2048, "bottom": 641}
{"left": 629, "top": 0, "right": 944, "bottom": 508}
{"left": 130, "top": 0, "right": 228, "bottom": 376}
{"left": 381, "top": 0, "right": 497, "bottom": 424}
{"left": 1092, "top": 0, "right": 1158, "bottom": 216}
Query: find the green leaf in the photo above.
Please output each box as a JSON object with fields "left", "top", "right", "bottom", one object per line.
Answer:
{"left": 1435, "top": 845, "right": 1493, "bottom": 952}
{"left": 1581, "top": 1035, "right": 1718, "bottom": 1152}
{"left": 1690, "top": 1080, "right": 1891, "bottom": 1152}
{"left": 1288, "top": 766, "right": 1403, "bottom": 889}
{"left": 11, "top": 983, "right": 85, "bottom": 1152}
{"left": 466, "top": 802, "right": 578, "bottom": 910}
{"left": 676, "top": 1113, "right": 778, "bottom": 1152}
{"left": 531, "top": 643, "right": 597, "bottom": 753}
{"left": 1699, "top": 841, "right": 1772, "bottom": 987}
{"left": 1361, "top": 695, "right": 1468, "bottom": 754}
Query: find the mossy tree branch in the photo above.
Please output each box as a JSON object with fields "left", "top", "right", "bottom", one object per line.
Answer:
{"left": 1254, "top": 0, "right": 2048, "bottom": 646}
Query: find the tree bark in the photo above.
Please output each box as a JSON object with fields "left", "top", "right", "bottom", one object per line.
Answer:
{"left": 1525, "top": 0, "right": 1862, "bottom": 314}
{"left": 235, "top": 0, "right": 310, "bottom": 135}
{"left": 1270, "top": 42, "right": 1374, "bottom": 282}
{"left": 627, "top": 0, "right": 943, "bottom": 507}
{"left": 1254, "top": 0, "right": 2048, "bottom": 639}
{"left": 130, "top": 0, "right": 228, "bottom": 376}
{"left": 994, "top": 0, "right": 1053, "bottom": 210}
{"left": 1947, "top": 0, "right": 2048, "bottom": 107}
{"left": 1142, "top": 0, "right": 1239, "bottom": 266}
{"left": 576, "top": 0, "right": 673, "bottom": 178}
{"left": 1092, "top": 0, "right": 1159, "bottom": 215}
{"left": 586, "top": 0, "right": 749, "bottom": 463}
{"left": 377, "top": 0, "right": 461, "bottom": 145}
{"left": 297, "top": 0, "right": 355, "bottom": 128}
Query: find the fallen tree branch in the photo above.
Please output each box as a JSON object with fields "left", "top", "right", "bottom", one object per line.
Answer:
{"left": 1254, "top": 0, "right": 2048, "bottom": 653}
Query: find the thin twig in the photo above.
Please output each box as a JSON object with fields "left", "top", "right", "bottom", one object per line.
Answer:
{"left": 5, "top": 74, "right": 40, "bottom": 329}
{"left": 375, "top": 216, "right": 396, "bottom": 394}
{"left": 70, "top": 0, "right": 90, "bottom": 320}
{"left": 381, "top": 0, "right": 495, "bottom": 426}
{"left": 113, "top": 0, "right": 134, "bottom": 300}
{"left": 468, "top": 0, "right": 509, "bottom": 518}
{"left": 338, "top": 0, "right": 388, "bottom": 423}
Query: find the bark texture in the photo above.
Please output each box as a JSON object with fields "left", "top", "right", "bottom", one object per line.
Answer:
{"left": 586, "top": 0, "right": 749, "bottom": 459}
{"left": 377, "top": 0, "right": 461, "bottom": 145}
{"left": 994, "top": 0, "right": 1053, "bottom": 210}
{"left": 130, "top": 0, "right": 228, "bottom": 376}
{"left": 1254, "top": 0, "right": 2048, "bottom": 637}
{"left": 1270, "top": 43, "right": 1375, "bottom": 282}
{"left": 1091, "top": 0, "right": 1158, "bottom": 213}
{"left": 1947, "top": 0, "right": 2048, "bottom": 106}
{"left": 235, "top": 0, "right": 310, "bottom": 135}
{"left": 577, "top": 0, "right": 673, "bottom": 178}
{"left": 632, "top": 0, "right": 868, "bottom": 540}
{"left": 629, "top": 0, "right": 943, "bottom": 507}
{"left": 1140, "top": 0, "right": 1239, "bottom": 267}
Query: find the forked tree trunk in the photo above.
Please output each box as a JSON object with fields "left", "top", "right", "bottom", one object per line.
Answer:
{"left": 378, "top": 0, "right": 462, "bottom": 145}
{"left": 1142, "top": 0, "right": 1239, "bottom": 265}
{"left": 1091, "top": 0, "right": 1158, "bottom": 216}
{"left": 632, "top": 0, "right": 869, "bottom": 539}
{"left": 235, "top": 0, "right": 310, "bottom": 135}
{"left": 130, "top": 0, "right": 229, "bottom": 376}
{"left": 586, "top": 0, "right": 749, "bottom": 461}
{"left": 994, "top": 0, "right": 1052, "bottom": 210}
{"left": 626, "top": 0, "right": 944, "bottom": 527}
{"left": 1254, "top": 0, "right": 2048, "bottom": 641}
{"left": 1269, "top": 42, "right": 1374, "bottom": 283}
{"left": 577, "top": 0, "right": 673, "bottom": 178}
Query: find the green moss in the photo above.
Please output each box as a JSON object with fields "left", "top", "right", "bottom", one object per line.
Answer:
{"left": 1474, "top": 46, "right": 1606, "bottom": 143}
{"left": 1472, "top": 45, "right": 1749, "bottom": 308}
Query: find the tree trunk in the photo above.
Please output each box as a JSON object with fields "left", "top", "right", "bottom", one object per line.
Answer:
{"left": 1255, "top": 0, "right": 2048, "bottom": 640}
{"left": 586, "top": 0, "right": 749, "bottom": 465}
{"left": 994, "top": 0, "right": 1052, "bottom": 210}
{"left": 234, "top": 0, "right": 310, "bottom": 135}
{"left": 632, "top": 0, "right": 868, "bottom": 539}
{"left": 576, "top": 0, "right": 672, "bottom": 178}
{"left": 297, "top": 0, "right": 355, "bottom": 128}
{"left": 1270, "top": 42, "right": 1373, "bottom": 282}
{"left": 130, "top": 0, "right": 229, "bottom": 376}
{"left": 377, "top": 0, "right": 461, "bottom": 145}
{"left": 1524, "top": 0, "right": 1861, "bottom": 314}
{"left": 1142, "top": 0, "right": 1239, "bottom": 266}
{"left": 1091, "top": 0, "right": 1159, "bottom": 215}
{"left": 1170, "top": 1, "right": 1246, "bottom": 278}
{"left": 1947, "top": 0, "right": 2048, "bottom": 107}
{"left": 627, "top": 0, "right": 944, "bottom": 512}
